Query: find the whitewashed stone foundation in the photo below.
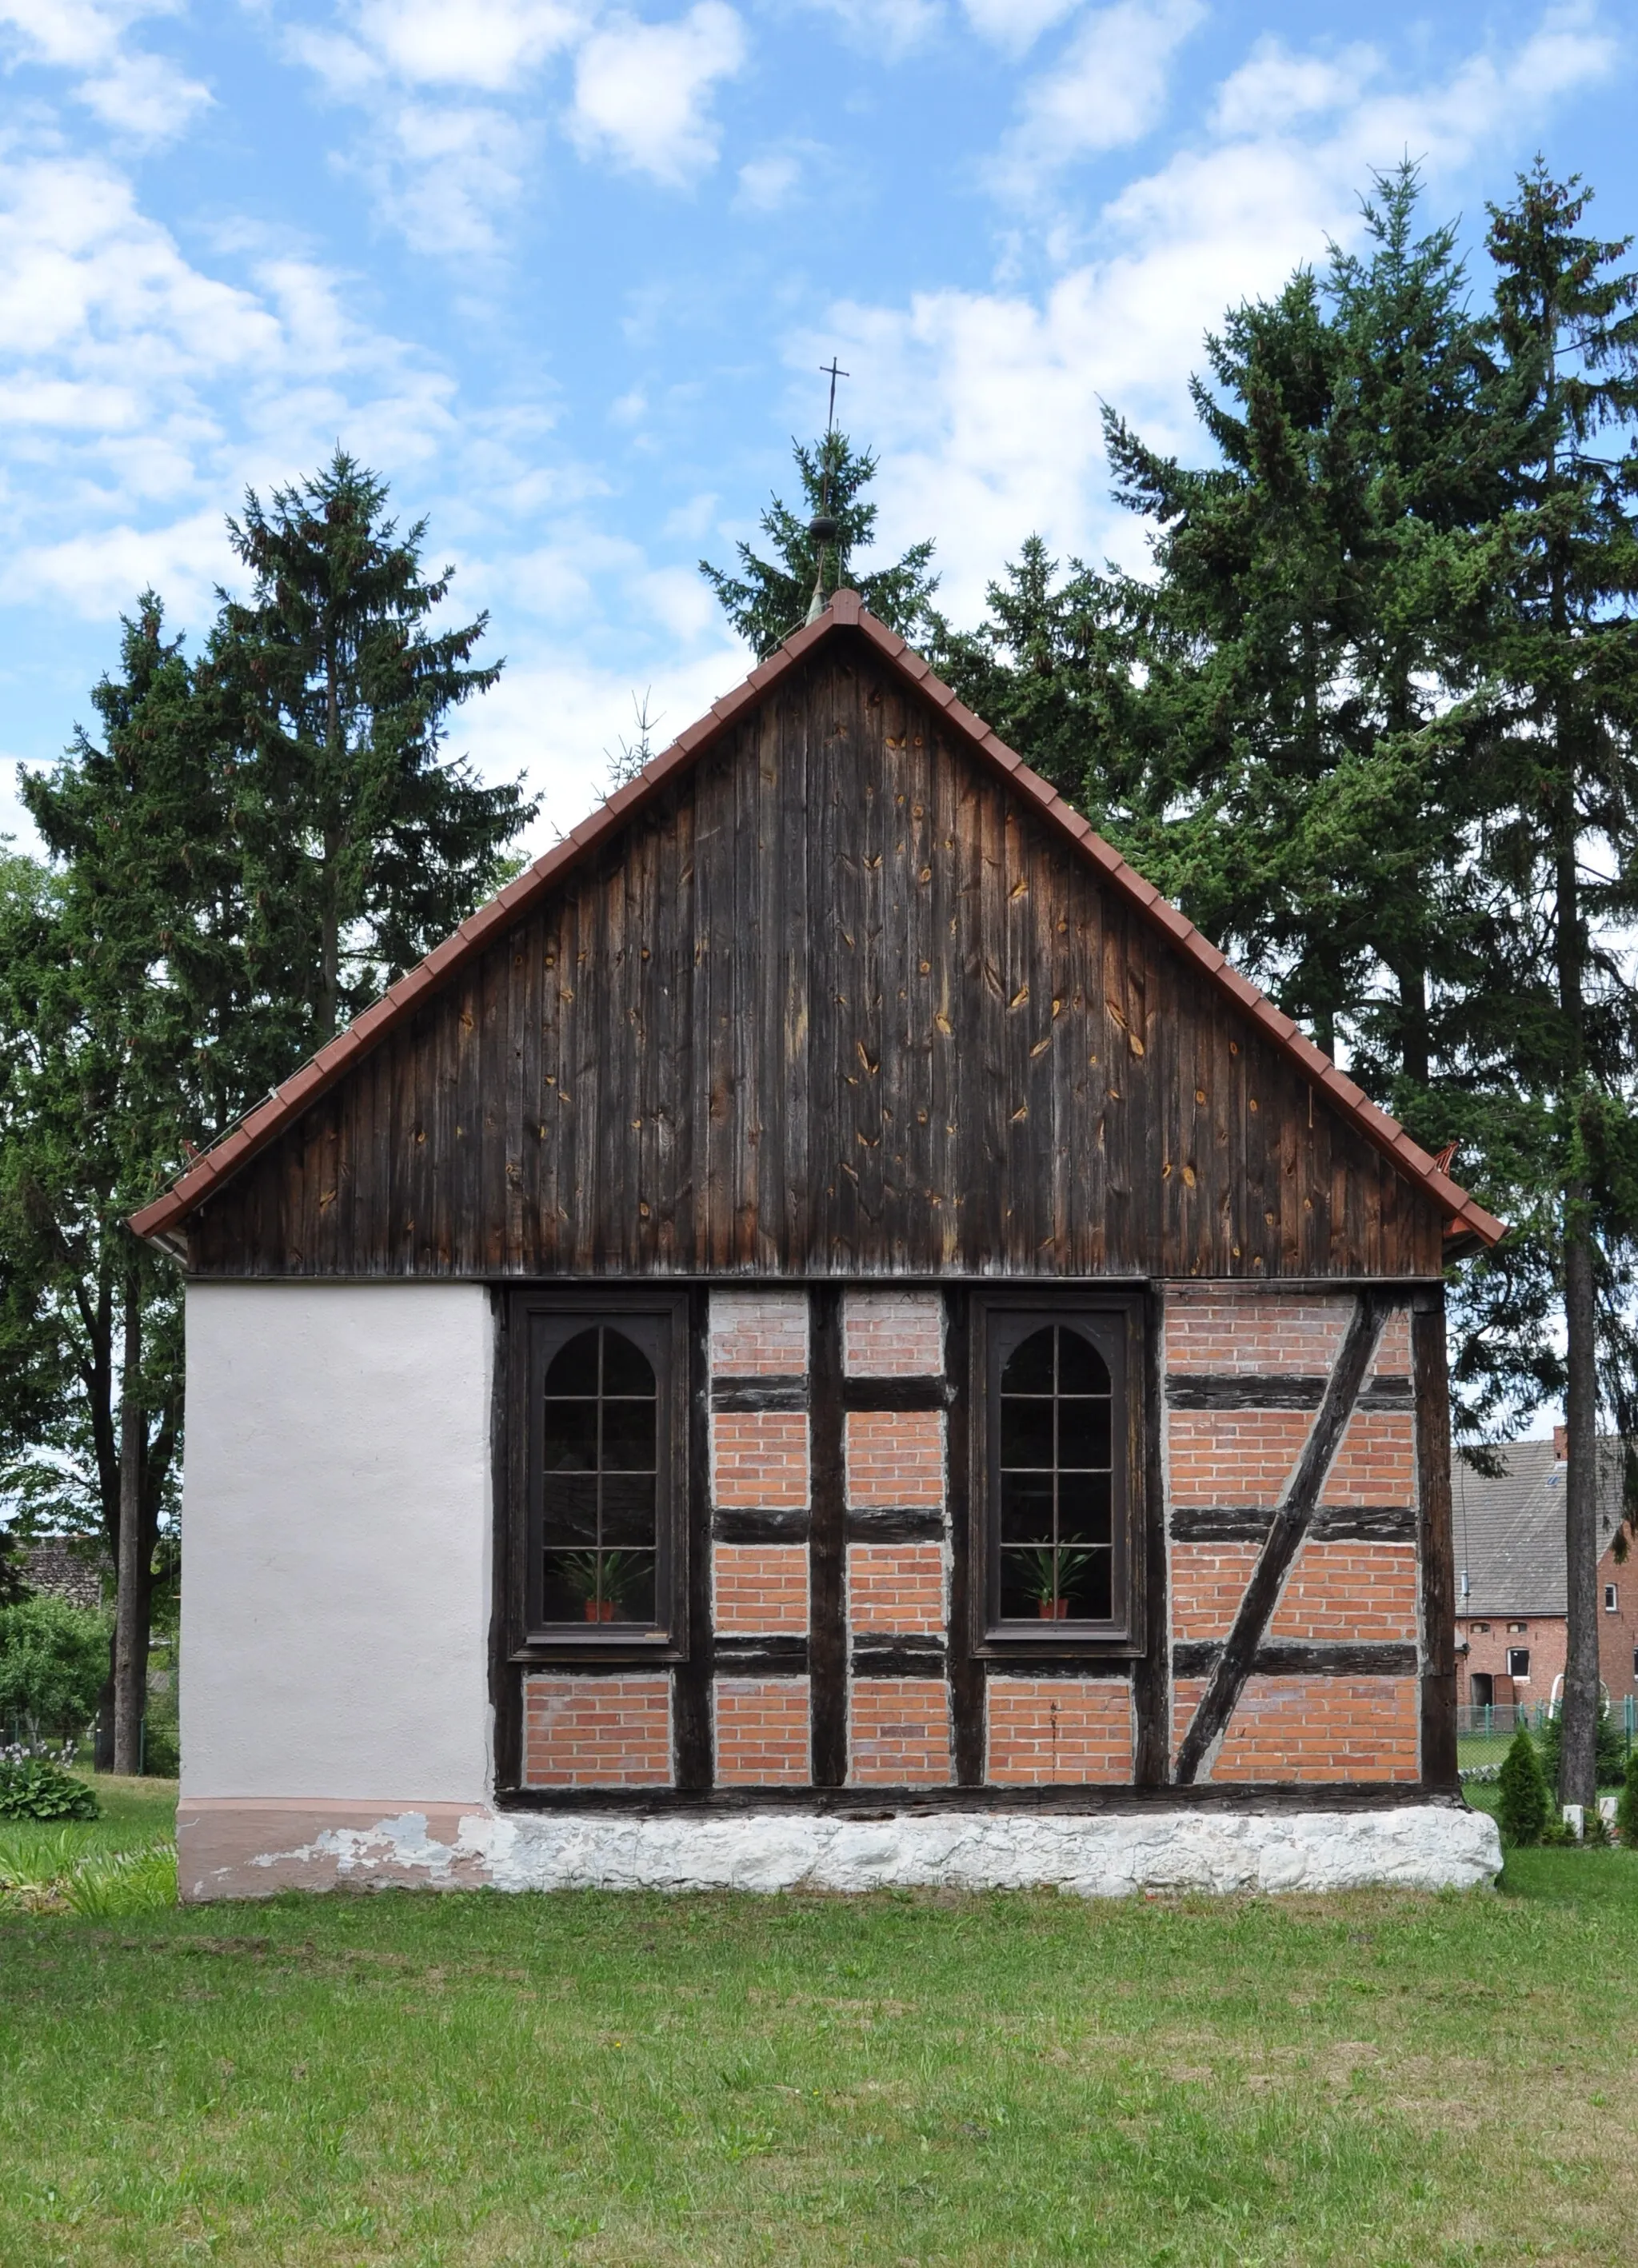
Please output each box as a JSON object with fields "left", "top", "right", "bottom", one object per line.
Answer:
{"left": 181, "top": 1802, "right": 1500, "bottom": 1902}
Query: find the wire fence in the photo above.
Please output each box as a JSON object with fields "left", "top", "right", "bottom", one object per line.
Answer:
{"left": 1457, "top": 1697, "right": 1638, "bottom": 1776}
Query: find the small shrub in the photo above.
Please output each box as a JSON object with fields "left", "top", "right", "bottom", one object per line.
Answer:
{"left": 0, "top": 1593, "right": 109, "bottom": 1743}
{"left": 142, "top": 1718, "right": 179, "bottom": 1778}
{"left": 1540, "top": 1817, "right": 1577, "bottom": 1847}
{"left": 0, "top": 1756, "right": 101, "bottom": 1822}
{"left": 1617, "top": 1747, "right": 1638, "bottom": 1847}
{"left": 1496, "top": 1727, "right": 1549, "bottom": 1847}
{"left": 1534, "top": 1703, "right": 1628, "bottom": 1791}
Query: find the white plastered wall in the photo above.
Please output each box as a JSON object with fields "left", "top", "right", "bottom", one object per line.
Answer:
{"left": 180, "top": 1282, "right": 494, "bottom": 1803}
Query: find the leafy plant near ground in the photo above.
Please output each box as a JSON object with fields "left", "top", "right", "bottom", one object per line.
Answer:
{"left": 1533, "top": 1700, "right": 1630, "bottom": 1791}
{"left": 0, "top": 1757, "right": 100, "bottom": 1822}
{"left": 1497, "top": 1725, "right": 1550, "bottom": 1846}
{"left": 1618, "top": 1747, "right": 1638, "bottom": 1847}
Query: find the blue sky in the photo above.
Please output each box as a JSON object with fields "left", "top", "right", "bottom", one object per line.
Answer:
{"left": 0, "top": 0, "right": 1632, "bottom": 856}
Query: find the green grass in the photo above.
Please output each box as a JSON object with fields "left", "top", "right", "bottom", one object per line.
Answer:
{"left": 2, "top": 1792, "right": 1636, "bottom": 2266}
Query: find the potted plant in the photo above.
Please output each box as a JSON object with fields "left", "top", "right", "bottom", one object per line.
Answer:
{"left": 1014, "top": 1546, "right": 1095, "bottom": 1619}
{"left": 559, "top": 1551, "right": 641, "bottom": 1623}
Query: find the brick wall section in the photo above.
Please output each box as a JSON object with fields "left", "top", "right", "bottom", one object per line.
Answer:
{"left": 709, "top": 1289, "right": 809, "bottom": 1376}
{"left": 1209, "top": 1675, "right": 1420, "bottom": 1783}
{"left": 715, "top": 1679, "right": 810, "bottom": 1783}
{"left": 523, "top": 1675, "right": 672, "bottom": 1787}
{"left": 1598, "top": 1540, "right": 1638, "bottom": 1703}
{"left": 987, "top": 1679, "right": 1133, "bottom": 1784}
{"left": 847, "top": 1542, "right": 945, "bottom": 1634}
{"left": 845, "top": 1410, "right": 944, "bottom": 1507}
{"left": 1165, "top": 1292, "right": 1354, "bottom": 1376}
{"left": 714, "top": 1543, "right": 809, "bottom": 1633}
{"left": 712, "top": 1411, "right": 809, "bottom": 1508}
{"left": 849, "top": 1680, "right": 951, "bottom": 1784}
{"left": 1320, "top": 1409, "right": 1416, "bottom": 1505}
{"left": 1171, "top": 1541, "right": 1260, "bottom": 1641}
{"left": 1268, "top": 1539, "right": 1418, "bottom": 1642}
{"left": 1167, "top": 1412, "right": 1312, "bottom": 1508}
{"left": 843, "top": 1290, "right": 944, "bottom": 1377}
{"left": 1164, "top": 1291, "right": 1411, "bottom": 1379}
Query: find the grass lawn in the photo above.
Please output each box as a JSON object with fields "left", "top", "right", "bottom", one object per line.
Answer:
{"left": 2, "top": 1787, "right": 1636, "bottom": 2266}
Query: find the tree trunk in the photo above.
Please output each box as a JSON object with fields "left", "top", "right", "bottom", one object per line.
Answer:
{"left": 1560, "top": 1172, "right": 1600, "bottom": 1811}
{"left": 113, "top": 1268, "right": 146, "bottom": 1776}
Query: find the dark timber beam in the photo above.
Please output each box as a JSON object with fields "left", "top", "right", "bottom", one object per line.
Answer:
{"left": 809, "top": 1286, "right": 848, "bottom": 1786}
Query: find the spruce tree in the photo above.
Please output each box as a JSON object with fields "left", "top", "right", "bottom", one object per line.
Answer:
{"left": 212, "top": 449, "right": 533, "bottom": 1059}
{"left": 1496, "top": 1724, "right": 1550, "bottom": 1847}
{"left": 1475, "top": 165, "right": 1638, "bottom": 1812}
{"left": 701, "top": 432, "right": 941, "bottom": 659}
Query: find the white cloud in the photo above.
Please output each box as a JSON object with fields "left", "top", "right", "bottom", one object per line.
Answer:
{"left": 1210, "top": 37, "right": 1378, "bottom": 138}
{"left": 0, "top": 147, "right": 457, "bottom": 617}
{"left": 347, "top": 0, "right": 589, "bottom": 88}
{"left": 736, "top": 147, "right": 802, "bottom": 212}
{"left": 961, "top": 0, "right": 1082, "bottom": 54}
{"left": 810, "top": 6, "right": 1618, "bottom": 621}
{"left": 0, "top": 0, "right": 210, "bottom": 143}
{"left": 994, "top": 0, "right": 1202, "bottom": 195}
{"left": 800, "top": 0, "right": 941, "bottom": 59}
{"left": 569, "top": 3, "right": 746, "bottom": 185}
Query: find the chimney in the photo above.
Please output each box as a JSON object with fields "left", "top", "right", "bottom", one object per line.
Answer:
{"left": 1553, "top": 1424, "right": 1568, "bottom": 1463}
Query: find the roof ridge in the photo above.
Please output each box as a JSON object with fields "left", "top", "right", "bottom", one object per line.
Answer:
{"left": 130, "top": 590, "right": 1506, "bottom": 1252}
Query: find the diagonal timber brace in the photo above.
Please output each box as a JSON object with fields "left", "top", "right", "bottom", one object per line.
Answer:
{"left": 1172, "top": 1292, "right": 1396, "bottom": 1787}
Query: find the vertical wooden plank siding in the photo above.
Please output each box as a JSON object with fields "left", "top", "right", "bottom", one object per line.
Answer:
{"left": 186, "top": 639, "right": 1451, "bottom": 1284}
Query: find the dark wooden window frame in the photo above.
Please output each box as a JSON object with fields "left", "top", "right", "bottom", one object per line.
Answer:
{"left": 969, "top": 1289, "right": 1146, "bottom": 1661}
{"left": 502, "top": 1288, "right": 690, "bottom": 1664}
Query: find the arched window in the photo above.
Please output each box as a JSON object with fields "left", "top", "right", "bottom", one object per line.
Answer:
{"left": 981, "top": 1304, "right": 1134, "bottom": 1643}
{"left": 527, "top": 1312, "right": 680, "bottom": 1635}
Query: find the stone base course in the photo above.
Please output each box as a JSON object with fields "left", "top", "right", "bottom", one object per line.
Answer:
{"left": 178, "top": 1799, "right": 1500, "bottom": 1902}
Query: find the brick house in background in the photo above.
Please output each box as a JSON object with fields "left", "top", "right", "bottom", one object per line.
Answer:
{"left": 131, "top": 590, "right": 1505, "bottom": 1901}
{"left": 1454, "top": 1432, "right": 1637, "bottom": 1717}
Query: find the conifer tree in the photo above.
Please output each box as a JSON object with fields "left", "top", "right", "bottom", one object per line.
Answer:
{"left": 1472, "top": 165, "right": 1638, "bottom": 1812}
{"left": 212, "top": 449, "right": 533, "bottom": 1059}
{"left": 701, "top": 432, "right": 940, "bottom": 659}
{"left": 0, "top": 601, "right": 230, "bottom": 1769}
{"left": 1496, "top": 1723, "right": 1550, "bottom": 1846}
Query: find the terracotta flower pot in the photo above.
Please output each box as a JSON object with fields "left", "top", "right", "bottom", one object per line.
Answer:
{"left": 585, "top": 1599, "right": 616, "bottom": 1623}
{"left": 1038, "top": 1599, "right": 1069, "bottom": 1619}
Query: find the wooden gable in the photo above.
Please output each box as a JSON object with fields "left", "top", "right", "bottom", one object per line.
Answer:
{"left": 183, "top": 631, "right": 1447, "bottom": 1281}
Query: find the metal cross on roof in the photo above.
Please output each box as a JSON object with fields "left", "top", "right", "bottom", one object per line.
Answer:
{"left": 821, "top": 356, "right": 849, "bottom": 434}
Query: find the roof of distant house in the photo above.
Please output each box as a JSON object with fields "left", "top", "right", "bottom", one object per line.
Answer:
{"left": 1452, "top": 1439, "right": 1627, "bottom": 1619}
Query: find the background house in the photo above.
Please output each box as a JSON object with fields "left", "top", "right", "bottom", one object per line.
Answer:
{"left": 1453, "top": 1432, "right": 1636, "bottom": 1717}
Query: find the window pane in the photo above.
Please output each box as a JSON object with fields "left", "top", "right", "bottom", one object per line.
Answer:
{"left": 1056, "top": 1328, "right": 1109, "bottom": 1396}
{"left": 600, "top": 1474, "right": 657, "bottom": 1546}
{"left": 1001, "top": 1327, "right": 1056, "bottom": 1393}
{"left": 540, "top": 1472, "right": 598, "bottom": 1546}
{"left": 1057, "top": 1396, "right": 1111, "bottom": 1470}
{"left": 1000, "top": 1394, "right": 1055, "bottom": 1468}
{"left": 1071, "top": 1548, "right": 1113, "bottom": 1619}
{"left": 601, "top": 1397, "right": 657, "bottom": 1472}
{"left": 601, "top": 1331, "right": 656, "bottom": 1397}
{"left": 540, "top": 1549, "right": 657, "bottom": 1625}
{"left": 545, "top": 1328, "right": 601, "bottom": 1396}
{"left": 1001, "top": 1471, "right": 1055, "bottom": 1543}
{"left": 1001, "top": 1547, "right": 1057, "bottom": 1620}
{"left": 542, "top": 1400, "right": 597, "bottom": 1471}
{"left": 1057, "top": 1471, "right": 1113, "bottom": 1546}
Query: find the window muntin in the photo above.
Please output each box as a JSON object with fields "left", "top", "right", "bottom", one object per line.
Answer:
{"left": 539, "top": 1326, "right": 659, "bottom": 1627}
{"left": 980, "top": 1302, "right": 1136, "bottom": 1647}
